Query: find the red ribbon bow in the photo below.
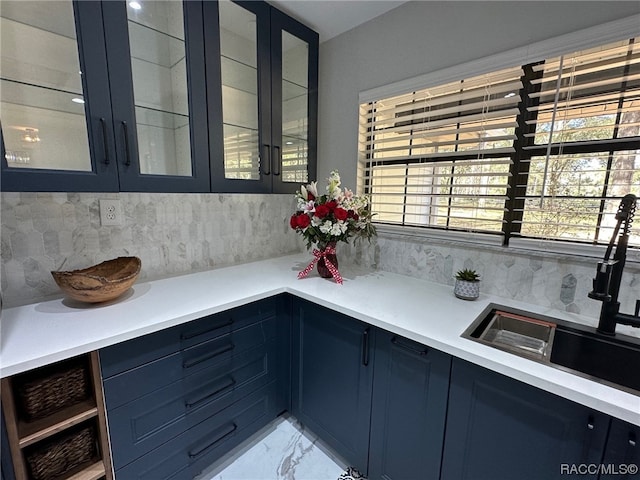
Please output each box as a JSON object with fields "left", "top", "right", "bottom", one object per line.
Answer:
{"left": 298, "top": 246, "right": 343, "bottom": 284}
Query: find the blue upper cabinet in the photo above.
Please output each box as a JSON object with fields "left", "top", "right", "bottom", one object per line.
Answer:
{"left": 206, "top": 0, "right": 318, "bottom": 193}
{"left": 1, "top": 0, "right": 210, "bottom": 193}
{"left": 101, "top": 0, "right": 210, "bottom": 192}
{"left": 1, "top": 0, "right": 317, "bottom": 193}
{"left": 0, "top": 1, "right": 120, "bottom": 192}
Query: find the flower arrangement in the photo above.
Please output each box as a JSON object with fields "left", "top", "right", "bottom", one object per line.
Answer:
{"left": 290, "top": 171, "right": 376, "bottom": 284}
{"left": 290, "top": 170, "right": 376, "bottom": 250}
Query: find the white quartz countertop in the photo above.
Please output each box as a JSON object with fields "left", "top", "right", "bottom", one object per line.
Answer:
{"left": 1, "top": 254, "right": 639, "bottom": 426}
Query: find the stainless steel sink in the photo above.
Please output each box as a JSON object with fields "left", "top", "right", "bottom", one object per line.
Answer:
{"left": 474, "top": 310, "right": 555, "bottom": 360}
{"left": 462, "top": 304, "right": 640, "bottom": 396}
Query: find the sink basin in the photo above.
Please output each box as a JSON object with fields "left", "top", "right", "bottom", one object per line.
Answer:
{"left": 474, "top": 310, "right": 555, "bottom": 360}
{"left": 462, "top": 304, "right": 640, "bottom": 396}
{"left": 550, "top": 325, "right": 640, "bottom": 394}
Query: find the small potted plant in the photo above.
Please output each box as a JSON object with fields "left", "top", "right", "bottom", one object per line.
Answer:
{"left": 454, "top": 269, "right": 481, "bottom": 300}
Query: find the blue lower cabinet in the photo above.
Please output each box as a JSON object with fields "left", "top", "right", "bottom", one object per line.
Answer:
{"left": 115, "top": 382, "right": 279, "bottom": 480}
{"left": 368, "top": 330, "right": 451, "bottom": 480}
{"left": 291, "top": 299, "right": 374, "bottom": 474}
{"left": 100, "top": 297, "right": 277, "bottom": 379}
{"left": 441, "top": 358, "right": 610, "bottom": 480}
{"left": 103, "top": 317, "right": 277, "bottom": 411}
{"left": 600, "top": 419, "right": 640, "bottom": 480}
{"left": 108, "top": 339, "right": 277, "bottom": 469}
{"left": 100, "top": 296, "right": 289, "bottom": 478}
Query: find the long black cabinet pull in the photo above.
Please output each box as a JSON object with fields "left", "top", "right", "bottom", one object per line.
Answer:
{"left": 273, "top": 145, "right": 281, "bottom": 176}
{"left": 262, "top": 144, "right": 271, "bottom": 175}
{"left": 181, "top": 319, "right": 234, "bottom": 341}
{"left": 182, "top": 343, "right": 235, "bottom": 369}
{"left": 99, "top": 118, "right": 110, "bottom": 165}
{"left": 362, "top": 328, "right": 370, "bottom": 366}
{"left": 121, "top": 121, "right": 131, "bottom": 166}
{"left": 391, "top": 336, "right": 429, "bottom": 356}
{"left": 184, "top": 377, "right": 236, "bottom": 409}
{"left": 189, "top": 422, "right": 238, "bottom": 459}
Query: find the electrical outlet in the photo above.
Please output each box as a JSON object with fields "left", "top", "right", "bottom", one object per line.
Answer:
{"left": 100, "top": 199, "right": 122, "bottom": 226}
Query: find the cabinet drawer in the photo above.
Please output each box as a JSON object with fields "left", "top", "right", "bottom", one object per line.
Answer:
{"left": 100, "top": 298, "right": 276, "bottom": 378}
{"left": 115, "top": 382, "right": 280, "bottom": 480}
{"left": 103, "top": 317, "right": 277, "bottom": 410}
{"left": 108, "top": 339, "right": 278, "bottom": 469}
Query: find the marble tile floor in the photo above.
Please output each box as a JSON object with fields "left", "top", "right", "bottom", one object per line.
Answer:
{"left": 196, "top": 415, "right": 351, "bottom": 480}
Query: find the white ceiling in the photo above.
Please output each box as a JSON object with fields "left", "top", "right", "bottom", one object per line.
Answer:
{"left": 269, "top": 0, "right": 408, "bottom": 42}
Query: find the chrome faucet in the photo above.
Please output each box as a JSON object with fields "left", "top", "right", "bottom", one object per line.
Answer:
{"left": 588, "top": 194, "right": 640, "bottom": 336}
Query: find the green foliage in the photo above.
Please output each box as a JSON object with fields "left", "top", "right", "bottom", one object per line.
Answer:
{"left": 455, "top": 269, "right": 480, "bottom": 282}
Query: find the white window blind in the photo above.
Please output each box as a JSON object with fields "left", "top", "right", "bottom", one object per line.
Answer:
{"left": 359, "top": 66, "right": 523, "bottom": 234}
{"left": 515, "top": 38, "right": 640, "bottom": 245}
{"left": 359, "top": 37, "right": 640, "bottom": 247}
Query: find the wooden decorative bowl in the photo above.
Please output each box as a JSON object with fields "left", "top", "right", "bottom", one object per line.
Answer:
{"left": 51, "top": 256, "right": 141, "bottom": 303}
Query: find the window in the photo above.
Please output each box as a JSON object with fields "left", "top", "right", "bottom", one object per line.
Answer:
{"left": 359, "top": 37, "right": 640, "bottom": 248}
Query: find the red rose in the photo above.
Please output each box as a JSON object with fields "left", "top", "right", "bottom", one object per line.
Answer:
{"left": 291, "top": 213, "right": 311, "bottom": 229}
{"left": 297, "top": 213, "right": 311, "bottom": 228}
{"left": 325, "top": 200, "right": 337, "bottom": 211}
{"left": 307, "top": 192, "right": 315, "bottom": 201}
{"left": 314, "top": 204, "right": 330, "bottom": 218}
{"left": 334, "top": 207, "right": 348, "bottom": 221}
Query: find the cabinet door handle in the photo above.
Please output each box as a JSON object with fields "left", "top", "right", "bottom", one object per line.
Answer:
{"left": 181, "top": 319, "right": 233, "bottom": 341}
{"left": 185, "top": 377, "right": 236, "bottom": 409}
{"left": 121, "top": 121, "right": 131, "bottom": 166}
{"left": 261, "top": 144, "right": 271, "bottom": 175}
{"left": 99, "top": 117, "right": 110, "bottom": 165}
{"left": 273, "top": 145, "right": 281, "bottom": 176}
{"left": 182, "top": 343, "right": 234, "bottom": 369}
{"left": 587, "top": 415, "right": 595, "bottom": 430}
{"left": 630, "top": 432, "right": 637, "bottom": 447}
{"left": 391, "top": 336, "right": 428, "bottom": 356}
{"left": 362, "top": 327, "right": 370, "bottom": 366}
{"left": 188, "top": 422, "right": 237, "bottom": 459}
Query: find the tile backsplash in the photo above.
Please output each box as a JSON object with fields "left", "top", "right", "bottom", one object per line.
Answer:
{"left": 2, "top": 192, "right": 639, "bottom": 322}
{"left": 340, "top": 230, "right": 640, "bottom": 321}
{"left": 1, "top": 192, "right": 302, "bottom": 307}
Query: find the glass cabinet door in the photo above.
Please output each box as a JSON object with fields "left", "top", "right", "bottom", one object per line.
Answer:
{"left": 219, "top": 0, "right": 259, "bottom": 181}
{"left": 208, "top": 1, "right": 317, "bottom": 193}
{"left": 126, "top": 1, "right": 191, "bottom": 176}
{"left": 270, "top": 9, "right": 318, "bottom": 194}
{"left": 281, "top": 31, "right": 310, "bottom": 185}
{"left": 209, "top": 0, "right": 271, "bottom": 192}
{"left": 0, "top": 0, "right": 119, "bottom": 191}
{"left": 103, "top": 0, "right": 209, "bottom": 192}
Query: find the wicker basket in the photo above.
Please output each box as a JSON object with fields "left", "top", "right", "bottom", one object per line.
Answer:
{"left": 25, "top": 424, "right": 96, "bottom": 480}
{"left": 16, "top": 361, "right": 90, "bottom": 421}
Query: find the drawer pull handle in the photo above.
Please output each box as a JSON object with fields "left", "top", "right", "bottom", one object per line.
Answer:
{"left": 189, "top": 422, "right": 237, "bottom": 459}
{"left": 391, "top": 336, "right": 428, "bottom": 356}
{"left": 183, "top": 343, "right": 235, "bottom": 369}
{"left": 181, "top": 319, "right": 233, "bottom": 341}
{"left": 185, "top": 377, "right": 236, "bottom": 409}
